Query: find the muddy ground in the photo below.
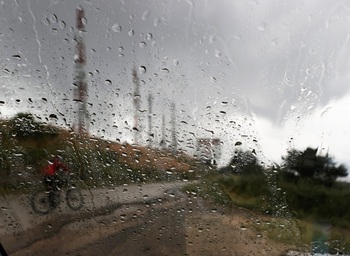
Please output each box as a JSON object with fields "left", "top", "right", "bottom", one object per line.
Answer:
{"left": 1, "top": 191, "right": 297, "bottom": 256}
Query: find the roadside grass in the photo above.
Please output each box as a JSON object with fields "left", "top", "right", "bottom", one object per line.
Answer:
{"left": 185, "top": 173, "right": 350, "bottom": 254}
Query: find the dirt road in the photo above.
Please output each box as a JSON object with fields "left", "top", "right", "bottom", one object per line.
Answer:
{"left": 0, "top": 182, "right": 292, "bottom": 255}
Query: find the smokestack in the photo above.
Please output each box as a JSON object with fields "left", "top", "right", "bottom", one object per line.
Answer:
{"left": 171, "top": 102, "right": 177, "bottom": 153}
{"left": 132, "top": 67, "right": 141, "bottom": 144}
{"left": 148, "top": 93, "right": 153, "bottom": 146}
{"left": 73, "top": 6, "right": 89, "bottom": 133}
{"left": 160, "top": 114, "right": 166, "bottom": 149}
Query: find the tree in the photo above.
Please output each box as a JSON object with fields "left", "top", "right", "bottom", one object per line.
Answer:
{"left": 282, "top": 147, "right": 348, "bottom": 184}
{"left": 220, "top": 150, "right": 264, "bottom": 175}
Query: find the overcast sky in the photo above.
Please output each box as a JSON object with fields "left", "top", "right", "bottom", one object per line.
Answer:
{"left": 1, "top": 0, "right": 350, "bottom": 174}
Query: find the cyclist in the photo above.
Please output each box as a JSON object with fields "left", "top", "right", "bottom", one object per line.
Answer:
{"left": 42, "top": 156, "right": 70, "bottom": 207}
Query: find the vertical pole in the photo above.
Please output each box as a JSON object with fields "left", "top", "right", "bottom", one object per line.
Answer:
{"left": 73, "top": 7, "right": 88, "bottom": 134}
{"left": 148, "top": 93, "right": 153, "bottom": 146}
{"left": 171, "top": 102, "right": 177, "bottom": 153}
{"left": 132, "top": 67, "right": 140, "bottom": 144}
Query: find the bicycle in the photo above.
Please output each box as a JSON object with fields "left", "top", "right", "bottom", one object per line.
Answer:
{"left": 31, "top": 176, "right": 84, "bottom": 214}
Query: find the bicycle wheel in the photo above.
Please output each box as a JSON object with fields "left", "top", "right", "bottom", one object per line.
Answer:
{"left": 31, "top": 191, "right": 51, "bottom": 214}
{"left": 66, "top": 188, "right": 83, "bottom": 210}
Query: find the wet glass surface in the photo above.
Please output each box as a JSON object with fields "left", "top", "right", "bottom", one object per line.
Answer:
{"left": 1, "top": 1, "right": 350, "bottom": 255}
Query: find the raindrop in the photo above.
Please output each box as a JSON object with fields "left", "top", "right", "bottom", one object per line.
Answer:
{"left": 139, "top": 66, "right": 146, "bottom": 74}
{"left": 139, "top": 41, "right": 146, "bottom": 48}
{"left": 43, "top": 17, "right": 50, "bottom": 26}
{"left": 235, "top": 141, "right": 242, "bottom": 146}
{"left": 105, "top": 79, "right": 112, "bottom": 85}
{"left": 173, "top": 59, "right": 179, "bottom": 66}
{"left": 12, "top": 55, "right": 21, "bottom": 60}
{"left": 210, "top": 208, "right": 217, "bottom": 213}
{"left": 82, "top": 17, "right": 87, "bottom": 25}
{"left": 112, "top": 24, "right": 122, "bottom": 32}
{"left": 161, "top": 68, "right": 169, "bottom": 73}
{"left": 146, "top": 33, "right": 153, "bottom": 40}
{"left": 166, "top": 170, "right": 173, "bottom": 175}
{"left": 51, "top": 28, "right": 58, "bottom": 34}
{"left": 219, "top": 111, "right": 226, "bottom": 115}
{"left": 142, "top": 10, "right": 150, "bottom": 20}
{"left": 215, "top": 49, "right": 222, "bottom": 57}
{"left": 143, "top": 195, "right": 149, "bottom": 199}
{"left": 49, "top": 14, "right": 58, "bottom": 24}
{"left": 154, "top": 18, "right": 160, "bottom": 27}
{"left": 210, "top": 76, "right": 216, "bottom": 82}
{"left": 49, "top": 114, "right": 58, "bottom": 120}
{"left": 240, "top": 226, "right": 248, "bottom": 231}
{"left": 59, "top": 20, "right": 66, "bottom": 29}
{"left": 0, "top": 101, "right": 5, "bottom": 105}
{"left": 128, "top": 29, "right": 134, "bottom": 36}
{"left": 258, "top": 22, "right": 267, "bottom": 31}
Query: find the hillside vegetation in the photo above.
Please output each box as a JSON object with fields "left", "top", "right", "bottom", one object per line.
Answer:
{"left": 0, "top": 113, "right": 209, "bottom": 194}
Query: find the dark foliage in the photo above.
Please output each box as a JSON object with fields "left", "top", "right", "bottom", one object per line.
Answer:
{"left": 281, "top": 147, "right": 348, "bottom": 185}
{"left": 219, "top": 149, "right": 264, "bottom": 175}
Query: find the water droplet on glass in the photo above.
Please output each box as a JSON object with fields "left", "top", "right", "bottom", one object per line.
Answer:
{"left": 143, "top": 195, "right": 149, "bottom": 199}
{"left": 82, "top": 17, "right": 87, "bottom": 25}
{"left": 210, "top": 76, "right": 216, "bottom": 82}
{"left": 240, "top": 226, "right": 248, "bottom": 231}
{"left": 173, "top": 59, "right": 179, "bottom": 66}
{"left": 154, "top": 18, "right": 160, "bottom": 27}
{"left": 139, "top": 41, "right": 146, "bottom": 48}
{"left": 49, "top": 14, "right": 58, "bottom": 24}
{"left": 142, "top": 10, "right": 150, "bottom": 20}
{"left": 128, "top": 29, "right": 134, "bottom": 36}
{"left": 258, "top": 22, "right": 267, "bottom": 31}
{"left": 43, "top": 17, "right": 50, "bottom": 26}
{"left": 215, "top": 49, "right": 222, "bottom": 57}
{"left": 235, "top": 141, "right": 242, "bottom": 146}
{"left": 139, "top": 66, "right": 146, "bottom": 74}
{"left": 161, "top": 68, "right": 169, "bottom": 73}
{"left": 105, "top": 79, "right": 112, "bottom": 85}
{"left": 59, "top": 20, "right": 66, "bottom": 29}
{"left": 112, "top": 24, "right": 122, "bottom": 33}
{"left": 12, "top": 55, "right": 21, "bottom": 60}
{"left": 146, "top": 33, "right": 153, "bottom": 40}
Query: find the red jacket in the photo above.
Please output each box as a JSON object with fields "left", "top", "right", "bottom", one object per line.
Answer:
{"left": 42, "top": 158, "right": 69, "bottom": 176}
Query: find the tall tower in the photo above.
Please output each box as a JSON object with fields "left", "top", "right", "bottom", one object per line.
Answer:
{"left": 132, "top": 67, "right": 141, "bottom": 144}
{"left": 171, "top": 102, "right": 177, "bottom": 153}
{"left": 148, "top": 93, "right": 153, "bottom": 146}
{"left": 73, "top": 6, "right": 89, "bottom": 133}
{"left": 160, "top": 114, "right": 166, "bottom": 149}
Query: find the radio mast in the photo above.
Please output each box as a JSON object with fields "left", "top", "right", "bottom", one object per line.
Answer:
{"left": 73, "top": 6, "right": 89, "bottom": 133}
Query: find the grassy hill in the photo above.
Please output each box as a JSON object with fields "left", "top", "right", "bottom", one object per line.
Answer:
{"left": 0, "top": 113, "right": 210, "bottom": 194}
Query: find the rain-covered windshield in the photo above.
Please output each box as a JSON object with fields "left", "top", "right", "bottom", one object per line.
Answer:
{"left": 1, "top": 0, "right": 350, "bottom": 255}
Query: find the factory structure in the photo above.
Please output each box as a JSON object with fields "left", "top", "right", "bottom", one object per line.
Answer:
{"left": 71, "top": 7, "right": 220, "bottom": 165}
